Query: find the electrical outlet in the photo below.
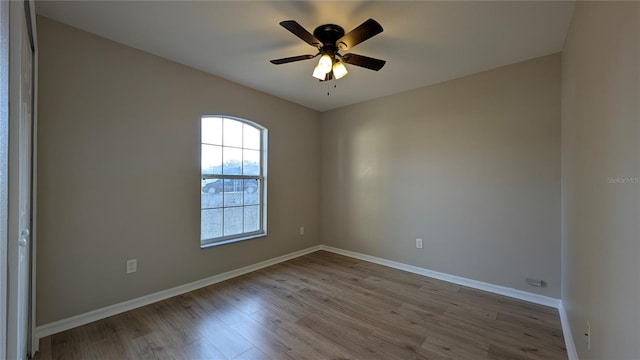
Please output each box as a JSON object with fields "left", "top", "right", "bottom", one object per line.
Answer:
{"left": 299, "top": 227, "right": 305, "bottom": 235}
{"left": 585, "top": 321, "right": 591, "bottom": 350}
{"left": 126, "top": 259, "right": 137, "bottom": 274}
{"left": 416, "top": 238, "right": 423, "bottom": 249}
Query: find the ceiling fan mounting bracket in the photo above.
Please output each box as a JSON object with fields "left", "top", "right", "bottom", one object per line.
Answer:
{"left": 313, "top": 24, "right": 345, "bottom": 48}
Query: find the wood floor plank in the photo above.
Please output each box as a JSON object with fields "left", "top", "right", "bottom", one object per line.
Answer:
{"left": 227, "top": 310, "right": 307, "bottom": 360}
{"left": 176, "top": 338, "right": 227, "bottom": 360}
{"left": 232, "top": 347, "right": 271, "bottom": 360}
{"left": 249, "top": 305, "right": 354, "bottom": 360}
{"left": 296, "top": 313, "right": 396, "bottom": 360}
{"left": 422, "top": 333, "right": 490, "bottom": 359}
{"left": 36, "top": 251, "right": 567, "bottom": 360}
{"left": 194, "top": 314, "right": 253, "bottom": 359}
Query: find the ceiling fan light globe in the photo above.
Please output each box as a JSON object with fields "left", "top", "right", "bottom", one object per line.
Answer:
{"left": 312, "top": 65, "right": 326, "bottom": 80}
{"left": 318, "top": 54, "right": 333, "bottom": 73}
{"left": 333, "top": 61, "right": 348, "bottom": 79}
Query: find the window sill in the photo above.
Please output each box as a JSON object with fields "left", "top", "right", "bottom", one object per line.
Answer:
{"left": 200, "top": 232, "right": 267, "bottom": 249}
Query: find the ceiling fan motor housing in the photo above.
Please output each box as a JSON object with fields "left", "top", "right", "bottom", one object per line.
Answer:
{"left": 313, "top": 24, "right": 348, "bottom": 54}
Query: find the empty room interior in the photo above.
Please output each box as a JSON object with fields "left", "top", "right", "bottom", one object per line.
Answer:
{"left": 1, "top": 1, "right": 638, "bottom": 359}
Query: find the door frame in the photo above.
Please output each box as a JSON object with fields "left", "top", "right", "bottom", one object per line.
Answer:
{"left": 27, "top": 0, "right": 38, "bottom": 354}
{"left": 0, "top": 0, "right": 10, "bottom": 356}
{"left": 5, "top": 0, "right": 37, "bottom": 358}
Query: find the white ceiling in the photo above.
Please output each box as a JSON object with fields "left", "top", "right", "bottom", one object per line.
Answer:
{"left": 35, "top": 1, "right": 575, "bottom": 112}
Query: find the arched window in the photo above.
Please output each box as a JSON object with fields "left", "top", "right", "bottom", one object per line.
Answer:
{"left": 200, "top": 116, "right": 267, "bottom": 247}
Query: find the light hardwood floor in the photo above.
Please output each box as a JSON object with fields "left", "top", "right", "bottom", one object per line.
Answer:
{"left": 35, "top": 250, "right": 567, "bottom": 360}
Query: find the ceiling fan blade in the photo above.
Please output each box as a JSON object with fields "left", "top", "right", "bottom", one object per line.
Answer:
{"left": 336, "top": 19, "right": 383, "bottom": 51}
{"left": 341, "top": 53, "right": 386, "bottom": 71}
{"left": 270, "top": 54, "right": 317, "bottom": 65}
{"left": 279, "top": 20, "right": 322, "bottom": 48}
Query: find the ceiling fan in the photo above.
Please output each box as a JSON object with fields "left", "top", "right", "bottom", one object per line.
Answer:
{"left": 270, "top": 19, "right": 386, "bottom": 81}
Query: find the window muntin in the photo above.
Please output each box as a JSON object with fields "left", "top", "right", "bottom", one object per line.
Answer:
{"left": 200, "top": 116, "right": 266, "bottom": 247}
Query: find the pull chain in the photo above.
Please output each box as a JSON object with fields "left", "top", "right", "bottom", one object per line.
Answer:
{"left": 327, "top": 80, "right": 337, "bottom": 96}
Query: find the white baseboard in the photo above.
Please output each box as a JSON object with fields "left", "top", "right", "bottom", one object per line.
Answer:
{"left": 558, "top": 302, "right": 579, "bottom": 360}
{"left": 319, "top": 245, "right": 561, "bottom": 308}
{"left": 35, "top": 245, "right": 322, "bottom": 339}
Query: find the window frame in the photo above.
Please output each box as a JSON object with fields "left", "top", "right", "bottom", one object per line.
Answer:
{"left": 200, "top": 115, "right": 267, "bottom": 248}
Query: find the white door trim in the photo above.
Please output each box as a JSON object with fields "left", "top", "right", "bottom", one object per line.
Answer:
{"left": 0, "top": 1, "right": 10, "bottom": 358}
{"left": 26, "top": 0, "right": 38, "bottom": 355}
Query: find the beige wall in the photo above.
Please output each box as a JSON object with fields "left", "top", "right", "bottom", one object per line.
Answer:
{"left": 321, "top": 54, "right": 562, "bottom": 298}
{"left": 36, "top": 17, "right": 321, "bottom": 325}
{"left": 561, "top": 2, "right": 640, "bottom": 359}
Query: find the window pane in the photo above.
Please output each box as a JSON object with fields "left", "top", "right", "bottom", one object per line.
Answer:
{"left": 223, "top": 118, "right": 243, "bottom": 148}
{"left": 243, "top": 149, "right": 260, "bottom": 176}
{"left": 201, "top": 179, "right": 223, "bottom": 207}
{"left": 223, "top": 180, "right": 244, "bottom": 206}
{"left": 244, "top": 206, "right": 260, "bottom": 233}
{"left": 223, "top": 207, "right": 243, "bottom": 236}
{"left": 244, "top": 179, "right": 260, "bottom": 205}
{"left": 202, "top": 117, "right": 222, "bottom": 145}
{"left": 243, "top": 124, "right": 261, "bottom": 150}
{"left": 201, "top": 208, "right": 222, "bottom": 240}
{"left": 223, "top": 147, "right": 242, "bottom": 175}
{"left": 202, "top": 145, "right": 222, "bottom": 175}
